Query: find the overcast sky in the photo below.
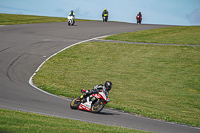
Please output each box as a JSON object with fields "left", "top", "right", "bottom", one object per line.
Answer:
{"left": 0, "top": 0, "right": 200, "bottom": 25}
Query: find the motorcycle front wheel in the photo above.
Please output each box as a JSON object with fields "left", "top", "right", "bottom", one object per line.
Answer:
{"left": 91, "top": 99, "right": 105, "bottom": 113}
{"left": 70, "top": 97, "right": 80, "bottom": 109}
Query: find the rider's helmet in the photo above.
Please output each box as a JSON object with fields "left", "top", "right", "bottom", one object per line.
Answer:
{"left": 71, "top": 10, "right": 73, "bottom": 14}
{"left": 104, "top": 8, "right": 107, "bottom": 11}
{"left": 105, "top": 81, "right": 112, "bottom": 91}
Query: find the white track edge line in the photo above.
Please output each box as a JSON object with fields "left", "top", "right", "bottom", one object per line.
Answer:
{"left": 28, "top": 35, "right": 110, "bottom": 101}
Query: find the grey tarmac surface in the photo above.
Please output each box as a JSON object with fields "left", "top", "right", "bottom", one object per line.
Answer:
{"left": 0, "top": 21, "right": 199, "bottom": 133}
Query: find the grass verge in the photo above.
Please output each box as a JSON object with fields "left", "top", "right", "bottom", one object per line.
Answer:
{"left": 0, "top": 109, "right": 147, "bottom": 133}
{"left": 0, "top": 13, "right": 93, "bottom": 25}
{"left": 104, "top": 26, "right": 200, "bottom": 45}
{"left": 2, "top": 14, "right": 200, "bottom": 128}
{"left": 34, "top": 41, "right": 200, "bottom": 127}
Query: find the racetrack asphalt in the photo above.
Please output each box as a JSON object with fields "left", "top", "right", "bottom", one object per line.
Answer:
{"left": 0, "top": 21, "right": 199, "bottom": 133}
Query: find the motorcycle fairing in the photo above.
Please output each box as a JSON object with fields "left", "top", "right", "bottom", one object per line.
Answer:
{"left": 78, "top": 97, "right": 92, "bottom": 111}
{"left": 93, "top": 90, "right": 107, "bottom": 100}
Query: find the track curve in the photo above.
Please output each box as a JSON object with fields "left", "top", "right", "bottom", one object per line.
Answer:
{"left": 0, "top": 21, "right": 199, "bottom": 133}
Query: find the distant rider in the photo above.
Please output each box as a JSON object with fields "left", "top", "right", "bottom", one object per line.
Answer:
{"left": 80, "top": 81, "right": 112, "bottom": 102}
{"left": 136, "top": 12, "right": 142, "bottom": 24}
{"left": 102, "top": 8, "right": 109, "bottom": 22}
{"left": 69, "top": 10, "right": 75, "bottom": 22}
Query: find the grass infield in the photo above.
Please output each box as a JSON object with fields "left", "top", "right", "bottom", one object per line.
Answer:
{"left": 34, "top": 41, "right": 200, "bottom": 127}
{"left": 104, "top": 26, "right": 200, "bottom": 45}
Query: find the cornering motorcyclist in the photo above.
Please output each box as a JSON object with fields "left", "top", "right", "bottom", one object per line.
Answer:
{"left": 102, "top": 8, "right": 109, "bottom": 22}
{"left": 80, "top": 81, "right": 112, "bottom": 102}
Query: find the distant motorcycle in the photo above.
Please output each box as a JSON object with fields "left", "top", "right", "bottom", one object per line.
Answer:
{"left": 68, "top": 15, "right": 75, "bottom": 26}
{"left": 103, "top": 14, "right": 108, "bottom": 22}
{"left": 70, "top": 89, "right": 110, "bottom": 113}
{"left": 136, "top": 15, "right": 142, "bottom": 24}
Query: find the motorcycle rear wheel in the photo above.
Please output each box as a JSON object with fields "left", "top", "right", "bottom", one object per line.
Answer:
{"left": 70, "top": 97, "right": 80, "bottom": 109}
{"left": 91, "top": 99, "right": 105, "bottom": 113}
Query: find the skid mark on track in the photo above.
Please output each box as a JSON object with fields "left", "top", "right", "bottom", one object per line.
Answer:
{"left": 6, "top": 54, "right": 25, "bottom": 82}
{"left": 0, "top": 46, "right": 15, "bottom": 52}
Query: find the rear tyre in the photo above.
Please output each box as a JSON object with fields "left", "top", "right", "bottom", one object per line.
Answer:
{"left": 70, "top": 97, "right": 80, "bottom": 109}
{"left": 91, "top": 99, "right": 105, "bottom": 113}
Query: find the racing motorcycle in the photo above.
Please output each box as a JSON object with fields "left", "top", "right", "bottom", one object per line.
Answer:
{"left": 136, "top": 15, "right": 142, "bottom": 24}
{"left": 103, "top": 14, "right": 108, "bottom": 22}
{"left": 67, "top": 15, "right": 75, "bottom": 26}
{"left": 70, "top": 89, "right": 110, "bottom": 113}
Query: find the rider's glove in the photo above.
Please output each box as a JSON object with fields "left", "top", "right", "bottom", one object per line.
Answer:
{"left": 81, "top": 89, "right": 86, "bottom": 93}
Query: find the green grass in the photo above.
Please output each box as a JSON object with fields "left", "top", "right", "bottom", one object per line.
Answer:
{"left": 104, "top": 26, "right": 200, "bottom": 45}
{"left": 0, "top": 13, "right": 93, "bottom": 25}
{"left": 0, "top": 109, "right": 147, "bottom": 133}
{"left": 1, "top": 14, "right": 200, "bottom": 130}
{"left": 34, "top": 41, "right": 200, "bottom": 127}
